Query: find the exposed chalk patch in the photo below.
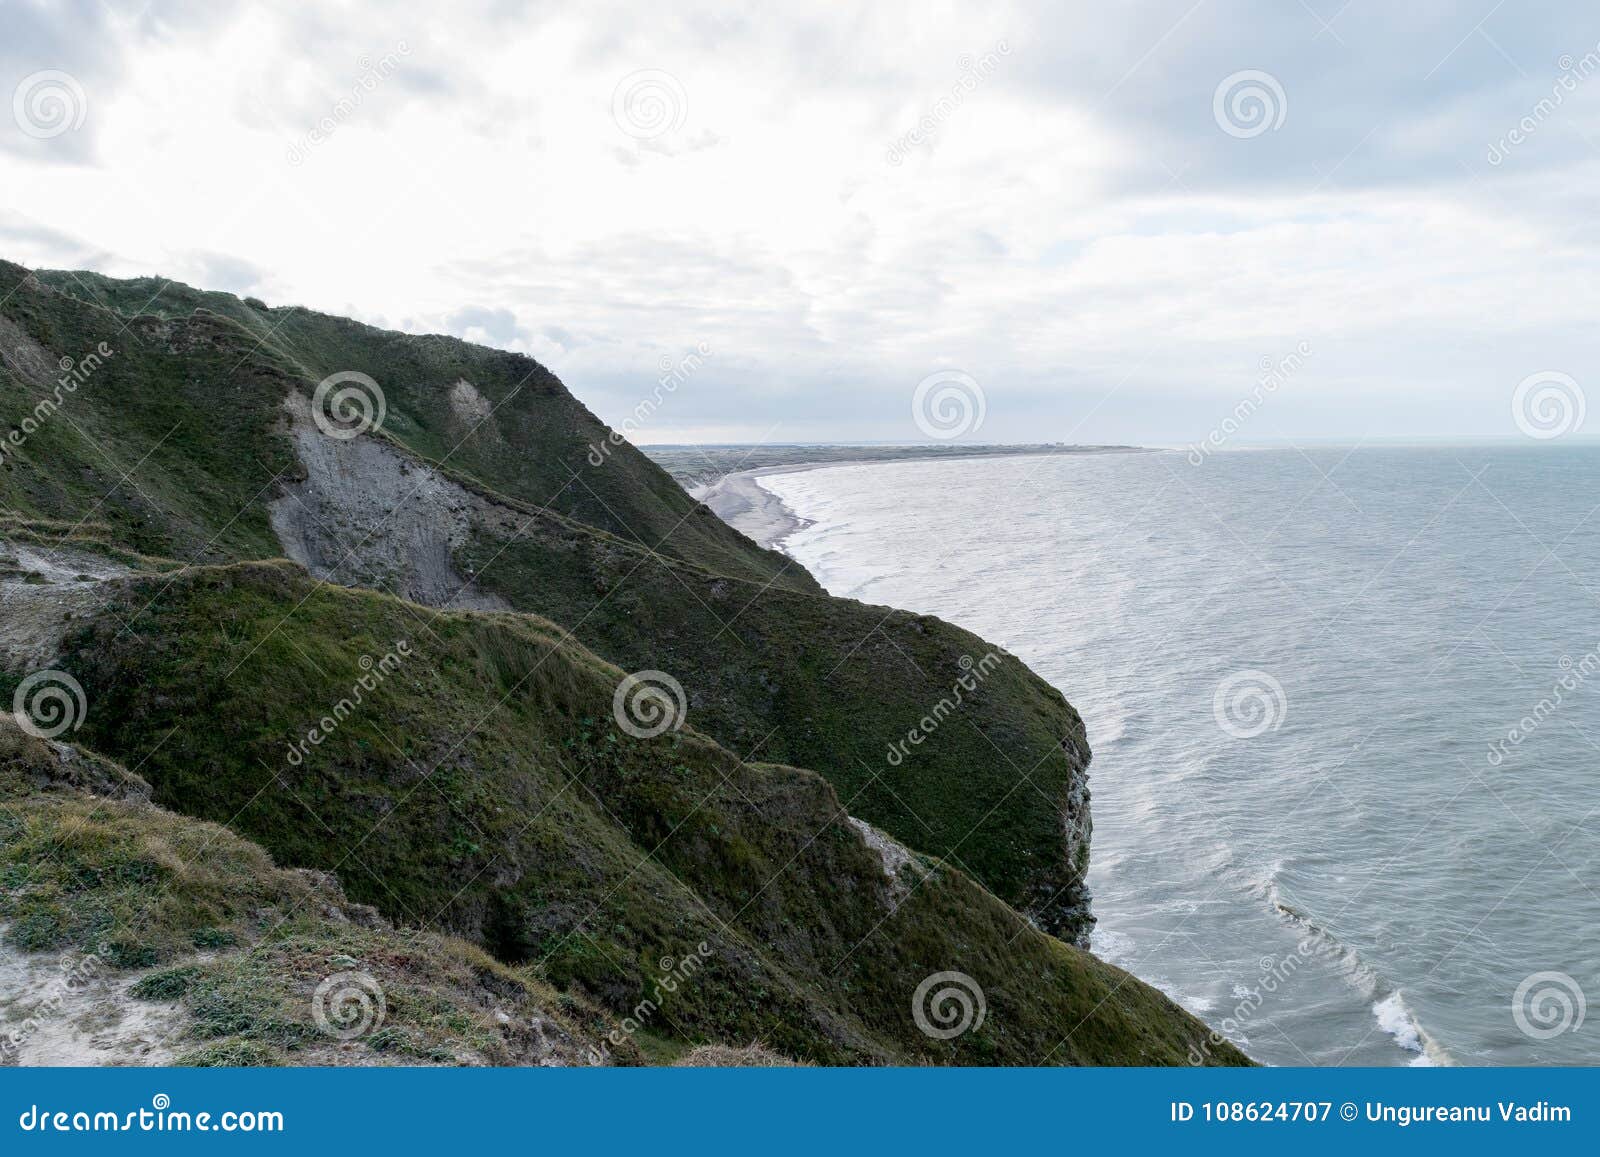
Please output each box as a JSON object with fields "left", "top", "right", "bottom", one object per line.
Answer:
{"left": 268, "top": 393, "right": 509, "bottom": 611}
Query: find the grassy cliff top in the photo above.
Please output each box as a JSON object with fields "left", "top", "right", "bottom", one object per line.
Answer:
{"left": 1, "top": 562, "right": 1246, "bottom": 1065}
{"left": 0, "top": 715, "right": 635, "bottom": 1067}
{"left": 8, "top": 261, "right": 806, "bottom": 589}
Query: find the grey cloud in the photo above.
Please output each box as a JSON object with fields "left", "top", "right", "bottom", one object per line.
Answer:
{"left": 999, "top": 0, "right": 1600, "bottom": 197}
{"left": 1, "top": 0, "right": 237, "bottom": 164}
{"left": 9, "top": 0, "right": 1600, "bottom": 446}
{"left": 186, "top": 251, "right": 267, "bottom": 296}
{"left": 446, "top": 304, "right": 525, "bottom": 346}
{"left": 0, "top": 211, "right": 110, "bottom": 266}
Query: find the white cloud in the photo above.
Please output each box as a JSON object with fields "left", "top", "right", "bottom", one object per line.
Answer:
{"left": 4, "top": 0, "right": 1600, "bottom": 444}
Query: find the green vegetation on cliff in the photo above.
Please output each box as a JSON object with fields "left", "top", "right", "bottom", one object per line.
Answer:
{"left": 2, "top": 561, "right": 1239, "bottom": 1064}
{"left": 0, "top": 261, "right": 1249, "bottom": 1066}
{"left": 1, "top": 259, "right": 1091, "bottom": 938}
{"left": 0, "top": 715, "right": 635, "bottom": 1066}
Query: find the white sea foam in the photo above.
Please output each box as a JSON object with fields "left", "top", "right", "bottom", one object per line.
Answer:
{"left": 1372, "top": 991, "right": 1446, "bottom": 1067}
{"left": 1090, "top": 927, "right": 1136, "bottom": 964}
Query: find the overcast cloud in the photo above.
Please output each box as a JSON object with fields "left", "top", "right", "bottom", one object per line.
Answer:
{"left": 3, "top": 0, "right": 1598, "bottom": 444}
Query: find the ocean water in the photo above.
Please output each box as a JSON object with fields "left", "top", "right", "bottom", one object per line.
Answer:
{"left": 759, "top": 445, "right": 1600, "bottom": 1067}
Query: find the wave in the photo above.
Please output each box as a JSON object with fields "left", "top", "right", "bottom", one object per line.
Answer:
{"left": 1372, "top": 991, "right": 1450, "bottom": 1066}
{"left": 1249, "top": 864, "right": 1454, "bottom": 1065}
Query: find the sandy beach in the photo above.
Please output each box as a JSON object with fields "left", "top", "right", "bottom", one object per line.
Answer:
{"left": 689, "top": 465, "right": 814, "bottom": 549}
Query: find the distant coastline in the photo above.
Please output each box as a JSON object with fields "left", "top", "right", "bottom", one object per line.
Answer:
{"left": 687, "top": 464, "right": 816, "bottom": 550}
{"left": 642, "top": 443, "right": 1154, "bottom": 550}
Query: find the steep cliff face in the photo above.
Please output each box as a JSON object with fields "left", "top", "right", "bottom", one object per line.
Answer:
{"left": 0, "top": 261, "right": 1226, "bottom": 1064}
{"left": 266, "top": 392, "right": 508, "bottom": 611}
{"left": 0, "top": 260, "right": 1095, "bottom": 942}
{"left": 260, "top": 386, "right": 1097, "bottom": 941}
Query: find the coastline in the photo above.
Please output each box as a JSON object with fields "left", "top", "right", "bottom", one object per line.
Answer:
{"left": 690, "top": 464, "right": 818, "bottom": 550}
{"left": 690, "top": 446, "right": 1158, "bottom": 551}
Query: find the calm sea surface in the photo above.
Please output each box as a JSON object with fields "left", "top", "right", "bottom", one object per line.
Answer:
{"left": 760, "top": 445, "right": 1600, "bottom": 1066}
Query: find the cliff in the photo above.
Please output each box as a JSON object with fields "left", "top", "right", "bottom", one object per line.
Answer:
{"left": 0, "top": 261, "right": 1245, "bottom": 1065}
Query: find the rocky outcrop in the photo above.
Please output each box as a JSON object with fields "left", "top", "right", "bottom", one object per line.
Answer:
{"left": 0, "top": 542, "right": 133, "bottom": 671}
{"left": 267, "top": 393, "right": 507, "bottom": 611}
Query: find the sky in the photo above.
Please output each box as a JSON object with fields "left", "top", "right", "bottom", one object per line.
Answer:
{"left": 3, "top": 0, "right": 1599, "bottom": 446}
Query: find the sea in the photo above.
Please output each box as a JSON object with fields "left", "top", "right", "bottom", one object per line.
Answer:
{"left": 756, "top": 444, "right": 1600, "bottom": 1066}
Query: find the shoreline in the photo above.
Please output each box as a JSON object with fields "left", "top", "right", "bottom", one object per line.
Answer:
{"left": 690, "top": 446, "right": 1158, "bottom": 552}
{"left": 689, "top": 464, "right": 819, "bottom": 551}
